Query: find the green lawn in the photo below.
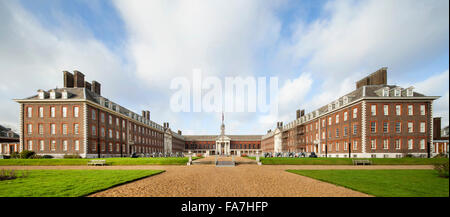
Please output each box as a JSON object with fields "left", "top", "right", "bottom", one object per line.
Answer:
{"left": 287, "top": 169, "right": 449, "bottom": 197}
{"left": 0, "top": 169, "right": 163, "bottom": 197}
{"left": 0, "top": 157, "right": 199, "bottom": 166}
{"left": 247, "top": 157, "right": 449, "bottom": 165}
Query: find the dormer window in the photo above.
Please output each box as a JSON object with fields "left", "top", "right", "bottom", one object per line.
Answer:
{"left": 335, "top": 100, "right": 340, "bottom": 108}
{"left": 343, "top": 96, "right": 348, "bottom": 104}
{"left": 382, "top": 88, "right": 389, "bottom": 97}
{"left": 328, "top": 104, "right": 332, "bottom": 111}
{"left": 50, "top": 91, "right": 56, "bottom": 99}
{"left": 407, "top": 88, "right": 413, "bottom": 97}
{"left": 62, "top": 91, "right": 68, "bottom": 99}
{"left": 394, "top": 88, "right": 401, "bottom": 97}
{"left": 38, "top": 91, "right": 44, "bottom": 99}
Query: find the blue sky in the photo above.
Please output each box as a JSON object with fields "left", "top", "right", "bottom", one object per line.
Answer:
{"left": 0, "top": 0, "right": 448, "bottom": 135}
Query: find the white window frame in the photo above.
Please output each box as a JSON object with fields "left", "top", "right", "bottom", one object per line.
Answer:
{"left": 408, "top": 122, "right": 413, "bottom": 133}
{"left": 396, "top": 105, "right": 401, "bottom": 116}
{"left": 62, "top": 107, "right": 67, "bottom": 118}
{"left": 39, "top": 107, "right": 44, "bottom": 118}
{"left": 74, "top": 124, "right": 79, "bottom": 135}
{"left": 420, "top": 105, "right": 425, "bottom": 116}
{"left": 51, "top": 107, "right": 56, "bottom": 118}
{"left": 40, "top": 140, "right": 44, "bottom": 151}
{"left": 408, "top": 105, "right": 413, "bottom": 115}
{"left": 420, "top": 122, "right": 425, "bottom": 133}
{"left": 74, "top": 107, "right": 79, "bottom": 118}
{"left": 408, "top": 139, "right": 413, "bottom": 149}
{"left": 371, "top": 105, "right": 376, "bottom": 116}
{"left": 27, "top": 107, "right": 32, "bottom": 118}
{"left": 27, "top": 124, "right": 32, "bottom": 134}
{"left": 75, "top": 140, "right": 79, "bottom": 151}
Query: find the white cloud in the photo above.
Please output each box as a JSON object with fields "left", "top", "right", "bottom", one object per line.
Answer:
{"left": 270, "top": 0, "right": 449, "bottom": 127}
{"left": 0, "top": 1, "right": 127, "bottom": 130}
{"left": 414, "top": 69, "right": 449, "bottom": 126}
{"left": 113, "top": 0, "right": 282, "bottom": 88}
{"left": 283, "top": 0, "right": 448, "bottom": 79}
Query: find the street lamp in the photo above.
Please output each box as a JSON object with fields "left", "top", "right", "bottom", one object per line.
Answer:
{"left": 348, "top": 142, "right": 351, "bottom": 158}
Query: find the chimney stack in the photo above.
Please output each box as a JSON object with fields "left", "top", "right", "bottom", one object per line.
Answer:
{"left": 84, "top": 81, "right": 92, "bottom": 91}
{"left": 296, "top": 109, "right": 301, "bottom": 119}
{"left": 433, "top": 117, "right": 442, "bottom": 140}
{"left": 301, "top": 110, "right": 305, "bottom": 117}
{"left": 146, "top": 111, "right": 150, "bottom": 120}
{"left": 73, "top": 70, "right": 85, "bottom": 88}
{"left": 92, "top": 81, "right": 101, "bottom": 95}
{"left": 63, "top": 71, "right": 74, "bottom": 88}
{"left": 356, "top": 67, "right": 388, "bottom": 89}
{"left": 142, "top": 110, "right": 146, "bottom": 119}
{"left": 178, "top": 130, "right": 182, "bottom": 135}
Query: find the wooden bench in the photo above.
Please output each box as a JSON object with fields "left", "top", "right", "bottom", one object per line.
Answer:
{"left": 87, "top": 160, "right": 106, "bottom": 166}
{"left": 352, "top": 159, "right": 372, "bottom": 165}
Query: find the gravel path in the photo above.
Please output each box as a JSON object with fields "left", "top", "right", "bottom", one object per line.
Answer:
{"left": 0, "top": 157, "right": 432, "bottom": 197}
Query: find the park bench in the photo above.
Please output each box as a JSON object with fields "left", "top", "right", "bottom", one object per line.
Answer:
{"left": 87, "top": 160, "right": 106, "bottom": 166}
{"left": 352, "top": 159, "right": 372, "bottom": 165}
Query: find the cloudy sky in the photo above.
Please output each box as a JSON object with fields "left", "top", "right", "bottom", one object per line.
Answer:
{"left": 0, "top": 0, "right": 448, "bottom": 135}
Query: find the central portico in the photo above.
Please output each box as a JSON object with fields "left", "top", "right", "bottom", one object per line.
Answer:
{"left": 216, "top": 136, "right": 231, "bottom": 156}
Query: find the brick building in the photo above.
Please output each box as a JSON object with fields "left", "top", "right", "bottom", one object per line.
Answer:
{"left": 183, "top": 113, "right": 262, "bottom": 156}
{"left": 11, "top": 68, "right": 443, "bottom": 158}
{"left": 0, "top": 124, "right": 20, "bottom": 155}
{"left": 433, "top": 117, "right": 449, "bottom": 155}
{"left": 262, "top": 68, "right": 440, "bottom": 158}
{"left": 15, "top": 71, "right": 166, "bottom": 158}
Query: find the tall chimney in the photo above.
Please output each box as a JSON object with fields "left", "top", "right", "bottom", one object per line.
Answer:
{"left": 92, "top": 81, "right": 101, "bottom": 95}
{"left": 433, "top": 117, "right": 442, "bottom": 140}
{"left": 142, "top": 110, "right": 146, "bottom": 119}
{"left": 63, "top": 71, "right": 74, "bottom": 88}
{"left": 73, "top": 70, "right": 85, "bottom": 88}
{"left": 178, "top": 130, "right": 182, "bottom": 135}
{"left": 296, "top": 109, "right": 301, "bottom": 119}
{"left": 84, "top": 81, "right": 92, "bottom": 91}
{"left": 146, "top": 111, "right": 150, "bottom": 120}
{"left": 301, "top": 109, "right": 305, "bottom": 117}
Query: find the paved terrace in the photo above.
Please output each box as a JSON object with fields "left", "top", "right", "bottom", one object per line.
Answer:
{"left": 0, "top": 157, "right": 432, "bottom": 197}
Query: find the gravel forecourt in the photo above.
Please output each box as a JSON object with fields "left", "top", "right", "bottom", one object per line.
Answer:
{"left": 0, "top": 157, "right": 433, "bottom": 197}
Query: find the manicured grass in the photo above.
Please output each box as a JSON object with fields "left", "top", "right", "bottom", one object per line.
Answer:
{"left": 0, "top": 169, "right": 164, "bottom": 197}
{"left": 287, "top": 169, "right": 449, "bottom": 197}
{"left": 247, "top": 157, "right": 449, "bottom": 165}
{"left": 0, "top": 157, "right": 199, "bottom": 166}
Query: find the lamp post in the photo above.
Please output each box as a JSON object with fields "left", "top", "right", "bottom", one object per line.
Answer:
{"left": 348, "top": 142, "right": 351, "bottom": 158}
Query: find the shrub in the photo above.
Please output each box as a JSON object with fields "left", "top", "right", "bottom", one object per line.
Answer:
{"left": 20, "top": 150, "right": 35, "bottom": 159}
{"left": 0, "top": 169, "right": 16, "bottom": 181}
{"left": 434, "top": 161, "right": 449, "bottom": 178}
{"left": 63, "top": 154, "right": 81, "bottom": 159}
{"left": 31, "top": 155, "right": 42, "bottom": 159}
{"left": 241, "top": 154, "right": 248, "bottom": 157}
{"left": 404, "top": 153, "right": 414, "bottom": 158}
{"left": 42, "top": 155, "right": 54, "bottom": 159}
{"left": 10, "top": 152, "right": 20, "bottom": 159}
{"left": 196, "top": 154, "right": 203, "bottom": 158}
{"left": 0, "top": 169, "right": 28, "bottom": 181}
{"left": 433, "top": 153, "right": 448, "bottom": 158}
